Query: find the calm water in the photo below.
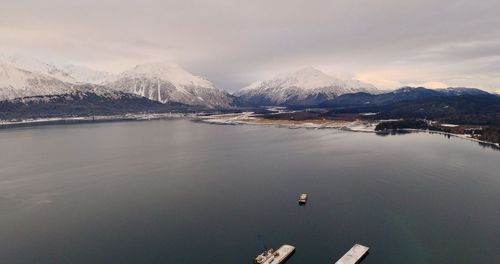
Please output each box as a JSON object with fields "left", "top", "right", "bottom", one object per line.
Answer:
{"left": 0, "top": 120, "right": 499, "bottom": 264}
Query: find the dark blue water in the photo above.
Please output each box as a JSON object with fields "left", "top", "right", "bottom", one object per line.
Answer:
{"left": 0, "top": 120, "right": 499, "bottom": 264}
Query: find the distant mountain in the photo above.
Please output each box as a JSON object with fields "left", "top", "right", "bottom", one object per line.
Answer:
{"left": 236, "top": 67, "right": 378, "bottom": 106}
{"left": 108, "top": 62, "right": 235, "bottom": 108}
{"left": 320, "top": 86, "right": 493, "bottom": 109}
{"left": 0, "top": 54, "right": 113, "bottom": 84}
{"left": 0, "top": 54, "right": 77, "bottom": 83}
{"left": 0, "top": 84, "right": 190, "bottom": 120}
{"left": 0, "top": 63, "right": 76, "bottom": 100}
{"left": 375, "top": 94, "right": 500, "bottom": 119}
{"left": 435, "top": 87, "right": 491, "bottom": 96}
{"left": 0, "top": 56, "right": 235, "bottom": 109}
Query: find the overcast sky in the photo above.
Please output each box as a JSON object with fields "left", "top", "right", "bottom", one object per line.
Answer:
{"left": 1, "top": 0, "right": 500, "bottom": 92}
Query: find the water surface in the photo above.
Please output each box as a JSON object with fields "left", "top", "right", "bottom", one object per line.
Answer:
{"left": 0, "top": 120, "right": 499, "bottom": 263}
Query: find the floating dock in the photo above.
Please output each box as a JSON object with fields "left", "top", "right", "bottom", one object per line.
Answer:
{"left": 298, "top": 193, "right": 308, "bottom": 204}
{"left": 335, "top": 244, "right": 369, "bottom": 264}
{"left": 254, "top": 244, "right": 295, "bottom": 264}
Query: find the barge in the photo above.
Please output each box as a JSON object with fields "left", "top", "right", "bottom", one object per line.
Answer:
{"left": 335, "top": 244, "right": 369, "bottom": 264}
{"left": 254, "top": 244, "right": 295, "bottom": 264}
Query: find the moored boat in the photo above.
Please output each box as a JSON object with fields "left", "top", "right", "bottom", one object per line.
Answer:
{"left": 298, "top": 193, "right": 308, "bottom": 204}
{"left": 254, "top": 244, "right": 295, "bottom": 264}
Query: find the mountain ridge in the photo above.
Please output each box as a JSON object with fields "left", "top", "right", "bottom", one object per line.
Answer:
{"left": 107, "top": 62, "right": 236, "bottom": 108}
{"left": 0, "top": 85, "right": 193, "bottom": 120}
{"left": 0, "top": 63, "right": 77, "bottom": 100}
{"left": 320, "top": 86, "right": 493, "bottom": 109}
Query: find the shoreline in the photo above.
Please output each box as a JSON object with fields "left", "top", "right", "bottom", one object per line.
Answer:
{"left": 1, "top": 112, "right": 499, "bottom": 150}
{"left": 379, "top": 128, "right": 500, "bottom": 149}
{"left": 0, "top": 113, "right": 191, "bottom": 129}
{"left": 197, "top": 112, "right": 500, "bottom": 149}
{"left": 194, "top": 112, "right": 378, "bottom": 132}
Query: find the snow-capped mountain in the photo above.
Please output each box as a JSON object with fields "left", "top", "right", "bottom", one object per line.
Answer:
{"left": 236, "top": 66, "right": 379, "bottom": 106}
{"left": 0, "top": 56, "right": 234, "bottom": 108}
{"left": 0, "top": 63, "right": 76, "bottom": 100}
{"left": 108, "top": 62, "right": 234, "bottom": 108}
{"left": 0, "top": 63, "right": 120, "bottom": 101}
{"left": 0, "top": 84, "right": 191, "bottom": 120}
{"left": 0, "top": 54, "right": 113, "bottom": 84}
{"left": 0, "top": 54, "right": 77, "bottom": 83}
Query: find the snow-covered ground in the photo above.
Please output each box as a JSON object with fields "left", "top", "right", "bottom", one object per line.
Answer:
{"left": 440, "top": 123, "right": 459, "bottom": 127}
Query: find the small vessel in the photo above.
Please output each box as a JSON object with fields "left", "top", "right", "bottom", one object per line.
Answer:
{"left": 254, "top": 244, "right": 295, "bottom": 264}
{"left": 298, "top": 193, "right": 308, "bottom": 205}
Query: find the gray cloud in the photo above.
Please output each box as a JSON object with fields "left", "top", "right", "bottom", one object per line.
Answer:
{"left": 1, "top": 0, "right": 500, "bottom": 92}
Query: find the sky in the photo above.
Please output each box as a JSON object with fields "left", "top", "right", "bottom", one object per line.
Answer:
{"left": 1, "top": 0, "right": 500, "bottom": 93}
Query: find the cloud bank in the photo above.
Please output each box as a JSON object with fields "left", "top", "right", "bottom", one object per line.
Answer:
{"left": 1, "top": 0, "right": 499, "bottom": 92}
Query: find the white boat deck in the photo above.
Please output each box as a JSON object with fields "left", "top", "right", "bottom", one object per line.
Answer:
{"left": 298, "top": 193, "right": 308, "bottom": 203}
{"left": 335, "top": 244, "right": 369, "bottom": 264}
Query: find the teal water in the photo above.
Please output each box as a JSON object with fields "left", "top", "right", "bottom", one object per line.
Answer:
{"left": 0, "top": 120, "right": 499, "bottom": 263}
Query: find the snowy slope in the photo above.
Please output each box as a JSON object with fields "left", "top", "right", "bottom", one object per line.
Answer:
{"left": 0, "top": 63, "right": 76, "bottom": 100}
{"left": 0, "top": 84, "right": 190, "bottom": 120}
{"left": 237, "top": 67, "right": 378, "bottom": 106}
{"left": 0, "top": 54, "right": 77, "bottom": 83}
{"left": 109, "top": 62, "right": 234, "bottom": 108}
{"left": 0, "top": 54, "right": 113, "bottom": 84}
{"left": 0, "top": 63, "right": 121, "bottom": 100}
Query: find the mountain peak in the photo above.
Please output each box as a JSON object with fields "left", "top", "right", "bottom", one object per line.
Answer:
{"left": 268, "top": 66, "right": 342, "bottom": 90}
{"left": 110, "top": 62, "right": 234, "bottom": 108}
{"left": 122, "top": 62, "right": 215, "bottom": 89}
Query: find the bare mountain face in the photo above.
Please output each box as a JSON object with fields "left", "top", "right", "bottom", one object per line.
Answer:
{"left": 108, "top": 62, "right": 235, "bottom": 108}
{"left": 236, "top": 67, "right": 379, "bottom": 106}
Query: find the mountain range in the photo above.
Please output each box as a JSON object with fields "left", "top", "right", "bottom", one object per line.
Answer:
{"left": 0, "top": 54, "right": 498, "bottom": 120}
{"left": 0, "top": 56, "right": 385, "bottom": 109}
{"left": 0, "top": 85, "right": 192, "bottom": 120}
{"left": 0, "top": 55, "right": 235, "bottom": 109}
{"left": 0, "top": 63, "right": 75, "bottom": 100}
{"left": 320, "top": 86, "right": 492, "bottom": 109}
{"left": 317, "top": 86, "right": 500, "bottom": 120}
